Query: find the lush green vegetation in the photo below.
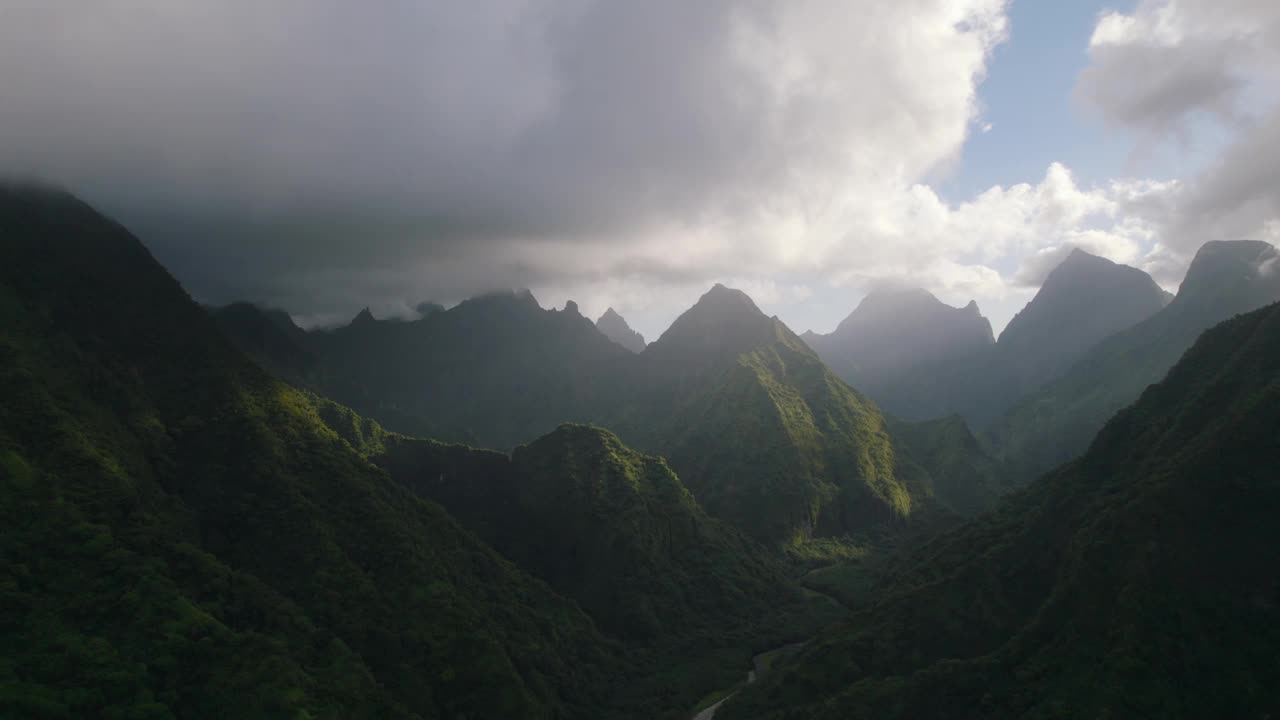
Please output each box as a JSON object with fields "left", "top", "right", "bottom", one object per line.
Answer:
{"left": 218, "top": 283, "right": 982, "bottom": 545}
{"left": 721, "top": 299, "right": 1280, "bottom": 719}
{"left": 888, "top": 415, "right": 1009, "bottom": 516}
{"left": 374, "top": 423, "right": 844, "bottom": 712}
{"left": 986, "top": 240, "right": 1280, "bottom": 482}
{"left": 0, "top": 186, "right": 625, "bottom": 719}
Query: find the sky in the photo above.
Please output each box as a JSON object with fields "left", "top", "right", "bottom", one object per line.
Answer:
{"left": 2, "top": 0, "right": 1279, "bottom": 341}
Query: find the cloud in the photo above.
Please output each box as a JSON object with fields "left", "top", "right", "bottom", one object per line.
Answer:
{"left": 1073, "top": 0, "right": 1280, "bottom": 284}
{"left": 5, "top": 1, "right": 1235, "bottom": 339}
{"left": 0, "top": 0, "right": 1026, "bottom": 327}
{"left": 1076, "top": 0, "right": 1280, "bottom": 139}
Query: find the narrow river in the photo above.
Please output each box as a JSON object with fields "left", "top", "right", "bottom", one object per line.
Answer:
{"left": 690, "top": 642, "right": 806, "bottom": 720}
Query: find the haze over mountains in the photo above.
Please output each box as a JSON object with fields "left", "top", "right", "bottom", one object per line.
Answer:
{"left": 804, "top": 249, "right": 1174, "bottom": 424}
{"left": 5, "top": 185, "right": 1280, "bottom": 718}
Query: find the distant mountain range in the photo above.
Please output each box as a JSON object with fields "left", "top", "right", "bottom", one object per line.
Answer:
{"left": 211, "top": 240, "right": 1280, "bottom": 542}
{"left": 217, "top": 282, "right": 1000, "bottom": 543}
{"left": 804, "top": 248, "right": 1172, "bottom": 424}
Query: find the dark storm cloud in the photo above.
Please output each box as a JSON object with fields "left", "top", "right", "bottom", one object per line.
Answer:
{"left": 0, "top": 1, "right": 781, "bottom": 308}
{"left": 0, "top": 0, "right": 1012, "bottom": 324}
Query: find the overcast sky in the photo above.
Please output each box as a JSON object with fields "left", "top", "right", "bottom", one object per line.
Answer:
{"left": 2, "top": 0, "right": 1278, "bottom": 339}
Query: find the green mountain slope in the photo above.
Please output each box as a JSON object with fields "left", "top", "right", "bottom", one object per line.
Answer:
{"left": 378, "top": 424, "right": 805, "bottom": 642}
{"left": 887, "top": 415, "right": 1008, "bottom": 516}
{"left": 615, "top": 285, "right": 937, "bottom": 543}
{"left": 987, "top": 240, "right": 1280, "bottom": 480}
{"left": 374, "top": 424, "right": 842, "bottom": 712}
{"left": 218, "top": 283, "right": 976, "bottom": 543}
{"left": 0, "top": 185, "right": 621, "bottom": 719}
{"left": 722, "top": 300, "right": 1280, "bottom": 719}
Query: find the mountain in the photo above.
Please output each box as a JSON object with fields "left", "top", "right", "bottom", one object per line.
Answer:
{"left": 209, "top": 301, "right": 316, "bottom": 382}
{"left": 802, "top": 288, "right": 994, "bottom": 420}
{"left": 300, "top": 289, "right": 634, "bottom": 448}
{"left": 803, "top": 251, "right": 1168, "bottom": 425}
{"left": 374, "top": 423, "right": 841, "bottom": 708}
{"left": 987, "top": 240, "right": 1280, "bottom": 479}
{"left": 0, "top": 185, "right": 625, "bottom": 719}
{"left": 987, "top": 248, "right": 1170, "bottom": 405}
{"left": 216, "top": 282, "right": 987, "bottom": 542}
{"left": 723, "top": 299, "right": 1280, "bottom": 719}
{"left": 614, "top": 285, "right": 943, "bottom": 543}
{"left": 596, "top": 307, "right": 646, "bottom": 352}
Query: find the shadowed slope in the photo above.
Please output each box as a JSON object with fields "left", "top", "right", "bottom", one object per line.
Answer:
{"left": 0, "top": 185, "right": 620, "bottom": 719}
{"left": 724, "top": 299, "right": 1280, "bottom": 719}
{"left": 987, "top": 240, "right": 1280, "bottom": 479}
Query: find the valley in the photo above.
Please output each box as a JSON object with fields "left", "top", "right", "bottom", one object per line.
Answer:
{"left": 4, "top": 185, "right": 1280, "bottom": 718}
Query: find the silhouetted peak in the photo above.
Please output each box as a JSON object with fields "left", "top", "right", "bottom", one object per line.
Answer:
{"left": 456, "top": 288, "right": 543, "bottom": 313}
{"left": 595, "top": 307, "right": 646, "bottom": 352}
{"left": 563, "top": 300, "right": 580, "bottom": 316}
{"left": 829, "top": 287, "right": 992, "bottom": 344}
{"left": 994, "top": 248, "right": 1169, "bottom": 389}
{"left": 1177, "top": 240, "right": 1280, "bottom": 302}
{"left": 350, "top": 307, "right": 376, "bottom": 326}
{"left": 693, "top": 283, "right": 763, "bottom": 315}
{"left": 1040, "top": 248, "right": 1119, "bottom": 289}
{"left": 649, "top": 284, "right": 776, "bottom": 358}
{"left": 851, "top": 287, "right": 943, "bottom": 316}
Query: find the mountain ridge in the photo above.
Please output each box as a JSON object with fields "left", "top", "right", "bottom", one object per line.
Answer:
{"left": 986, "top": 238, "right": 1280, "bottom": 480}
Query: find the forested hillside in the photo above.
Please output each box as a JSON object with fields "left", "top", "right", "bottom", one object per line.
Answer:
{"left": 0, "top": 186, "right": 625, "bottom": 719}
{"left": 723, "top": 299, "right": 1280, "bottom": 719}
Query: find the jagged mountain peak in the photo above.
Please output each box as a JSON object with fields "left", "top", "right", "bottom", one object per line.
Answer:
{"left": 350, "top": 307, "right": 377, "bottom": 326}
{"left": 595, "top": 307, "right": 646, "bottom": 352}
